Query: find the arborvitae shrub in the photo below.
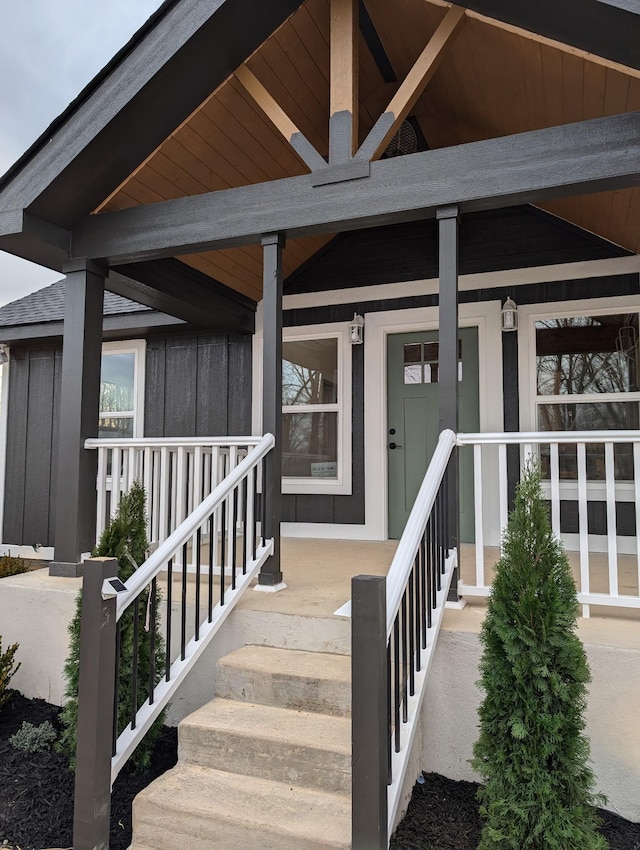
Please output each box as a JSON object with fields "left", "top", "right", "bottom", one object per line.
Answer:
{"left": 0, "top": 637, "right": 20, "bottom": 709}
{"left": 58, "top": 481, "right": 165, "bottom": 771}
{"left": 472, "top": 464, "right": 606, "bottom": 850}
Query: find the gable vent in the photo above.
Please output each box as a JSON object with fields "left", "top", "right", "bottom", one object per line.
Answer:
{"left": 383, "top": 120, "right": 418, "bottom": 158}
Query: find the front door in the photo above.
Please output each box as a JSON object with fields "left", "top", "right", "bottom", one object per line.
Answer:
{"left": 387, "top": 327, "right": 480, "bottom": 540}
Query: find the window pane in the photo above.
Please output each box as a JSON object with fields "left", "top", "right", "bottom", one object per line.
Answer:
{"left": 537, "top": 401, "right": 639, "bottom": 479}
{"left": 282, "top": 339, "right": 338, "bottom": 405}
{"left": 101, "top": 353, "right": 135, "bottom": 412}
{"left": 98, "top": 416, "right": 134, "bottom": 439}
{"left": 282, "top": 412, "right": 338, "bottom": 478}
{"left": 402, "top": 340, "right": 461, "bottom": 385}
{"left": 536, "top": 314, "right": 639, "bottom": 395}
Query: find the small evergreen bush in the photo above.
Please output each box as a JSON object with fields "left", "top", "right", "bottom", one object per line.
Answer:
{"left": 58, "top": 481, "right": 165, "bottom": 771}
{"left": 0, "top": 554, "right": 28, "bottom": 578}
{"left": 0, "top": 637, "right": 20, "bottom": 709}
{"left": 472, "top": 463, "right": 606, "bottom": 850}
{"left": 10, "top": 720, "right": 57, "bottom": 753}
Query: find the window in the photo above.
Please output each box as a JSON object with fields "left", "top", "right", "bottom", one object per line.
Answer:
{"left": 281, "top": 327, "right": 352, "bottom": 495}
{"left": 403, "top": 340, "right": 462, "bottom": 384}
{"left": 99, "top": 341, "right": 145, "bottom": 438}
{"left": 535, "top": 312, "right": 640, "bottom": 479}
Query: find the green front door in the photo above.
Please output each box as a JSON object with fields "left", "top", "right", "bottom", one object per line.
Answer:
{"left": 387, "top": 327, "right": 480, "bottom": 540}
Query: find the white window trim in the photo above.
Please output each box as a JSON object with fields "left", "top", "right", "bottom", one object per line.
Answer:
{"left": 100, "top": 340, "right": 146, "bottom": 438}
{"left": 252, "top": 318, "right": 352, "bottom": 496}
{"left": 518, "top": 294, "right": 640, "bottom": 433}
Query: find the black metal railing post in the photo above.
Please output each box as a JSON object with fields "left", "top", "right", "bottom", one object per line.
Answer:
{"left": 73, "top": 557, "right": 119, "bottom": 850}
{"left": 352, "top": 575, "right": 388, "bottom": 850}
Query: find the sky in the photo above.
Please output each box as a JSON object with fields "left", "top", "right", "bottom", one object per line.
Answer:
{"left": 0, "top": 0, "right": 164, "bottom": 307}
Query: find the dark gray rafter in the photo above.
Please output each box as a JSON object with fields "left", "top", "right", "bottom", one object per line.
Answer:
{"left": 108, "top": 260, "right": 255, "bottom": 334}
{"left": 68, "top": 111, "right": 640, "bottom": 265}
{"left": 454, "top": 0, "right": 640, "bottom": 71}
{"left": 0, "top": 0, "right": 305, "bottom": 228}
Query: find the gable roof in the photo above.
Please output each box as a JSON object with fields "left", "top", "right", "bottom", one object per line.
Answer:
{"left": 0, "top": 278, "right": 184, "bottom": 344}
{"left": 0, "top": 0, "right": 638, "bottom": 309}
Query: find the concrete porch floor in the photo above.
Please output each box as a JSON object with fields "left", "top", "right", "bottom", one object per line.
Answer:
{"left": 236, "top": 537, "right": 640, "bottom": 637}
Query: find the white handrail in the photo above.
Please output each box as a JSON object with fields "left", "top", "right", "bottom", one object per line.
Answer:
{"left": 85, "top": 436, "right": 262, "bottom": 448}
{"left": 114, "top": 432, "right": 275, "bottom": 619}
{"left": 386, "top": 428, "right": 457, "bottom": 637}
{"left": 458, "top": 430, "right": 640, "bottom": 445}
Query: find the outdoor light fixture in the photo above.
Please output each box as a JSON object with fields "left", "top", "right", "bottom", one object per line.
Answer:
{"left": 0, "top": 345, "right": 8, "bottom": 365}
{"left": 349, "top": 313, "right": 364, "bottom": 344}
{"left": 501, "top": 297, "right": 518, "bottom": 332}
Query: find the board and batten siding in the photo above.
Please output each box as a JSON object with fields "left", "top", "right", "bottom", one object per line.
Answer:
{"left": 2, "top": 332, "right": 252, "bottom": 548}
{"left": 144, "top": 333, "right": 252, "bottom": 438}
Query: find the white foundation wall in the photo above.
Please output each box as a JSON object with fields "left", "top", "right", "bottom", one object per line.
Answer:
{"left": 1, "top": 572, "right": 638, "bottom": 823}
{"left": 421, "top": 613, "right": 640, "bottom": 823}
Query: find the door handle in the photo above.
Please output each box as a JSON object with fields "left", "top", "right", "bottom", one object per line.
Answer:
{"left": 388, "top": 442, "right": 402, "bottom": 450}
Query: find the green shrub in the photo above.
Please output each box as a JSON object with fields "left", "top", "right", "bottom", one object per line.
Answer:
{"left": 0, "top": 637, "right": 20, "bottom": 709}
{"left": 0, "top": 554, "right": 28, "bottom": 578}
{"left": 58, "top": 481, "right": 165, "bottom": 772}
{"left": 10, "top": 720, "right": 57, "bottom": 753}
{"left": 472, "top": 463, "right": 606, "bottom": 850}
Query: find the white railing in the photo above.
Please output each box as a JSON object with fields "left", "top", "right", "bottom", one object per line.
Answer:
{"left": 85, "top": 436, "right": 262, "bottom": 551}
{"left": 106, "top": 432, "right": 275, "bottom": 782}
{"left": 456, "top": 431, "right": 640, "bottom": 617}
{"left": 351, "top": 429, "right": 458, "bottom": 848}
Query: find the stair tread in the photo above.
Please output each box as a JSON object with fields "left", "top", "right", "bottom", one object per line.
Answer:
{"left": 181, "top": 698, "right": 351, "bottom": 754}
{"left": 134, "top": 762, "right": 350, "bottom": 847}
{"left": 217, "top": 644, "right": 350, "bottom": 683}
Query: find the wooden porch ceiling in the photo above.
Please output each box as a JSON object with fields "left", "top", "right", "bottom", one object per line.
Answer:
{"left": 96, "top": 0, "right": 640, "bottom": 301}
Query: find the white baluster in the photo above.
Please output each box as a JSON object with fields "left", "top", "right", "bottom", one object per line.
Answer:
{"left": 577, "top": 442, "right": 590, "bottom": 618}
{"left": 473, "top": 443, "right": 484, "bottom": 590}
{"left": 605, "top": 442, "right": 618, "bottom": 597}
{"left": 550, "top": 442, "right": 560, "bottom": 539}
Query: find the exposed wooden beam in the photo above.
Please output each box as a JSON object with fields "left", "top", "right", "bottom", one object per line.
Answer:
{"left": 330, "top": 0, "right": 359, "bottom": 164}
{"left": 109, "top": 260, "right": 255, "bottom": 334}
{"left": 431, "top": 0, "right": 640, "bottom": 73}
{"left": 0, "top": 0, "right": 306, "bottom": 227}
{"left": 421, "top": 0, "right": 640, "bottom": 80}
{"left": 357, "top": 6, "right": 466, "bottom": 162}
{"left": 68, "top": 111, "right": 640, "bottom": 266}
{"left": 234, "top": 65, "right": 327, "bottom": 172}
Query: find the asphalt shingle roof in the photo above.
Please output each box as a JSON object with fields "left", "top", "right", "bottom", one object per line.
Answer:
{"left": 0, "top": 279, "right": 151, "bottom": 328}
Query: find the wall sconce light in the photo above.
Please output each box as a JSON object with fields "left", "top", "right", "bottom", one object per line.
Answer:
{"left": 0, "top": 345, "right": 9, "bottom": 365}
{"left": 501, "top": 297, "right": 518, "bottom": 332}
{"left": 349, "top": 313, "right": 364, "bottom": 344}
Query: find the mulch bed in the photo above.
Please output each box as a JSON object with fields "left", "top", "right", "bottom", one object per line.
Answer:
{"left": 1, "top": 693, "right": 639, "bottom": 850}
{"left": 0, "top": 692, "right": 177, "bottom": 850}
{"left": 391, "top": 773, "right": 640, "bottom": 850}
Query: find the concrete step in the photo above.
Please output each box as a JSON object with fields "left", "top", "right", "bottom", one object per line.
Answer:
{"left": 179, "top": 697, "right": 352, "bottom": 794}
{"left": 215, "top": 645, "right": 351, "bottom": 716}
{"left": 131, "top": 762, "right": 351, "bottom": 850}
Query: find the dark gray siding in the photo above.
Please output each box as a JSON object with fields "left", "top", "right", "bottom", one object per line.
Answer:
{"left": 2, "top": 332, "right": 252, "bottom": 547}
{"left": 144, "top": 333, "right": 252, "bottom": 438}
{"left": 285, "top": 206, "right": 629, "bottom": 295}
{"left": 4, "top": 346, "right": 62, "bottom": 547}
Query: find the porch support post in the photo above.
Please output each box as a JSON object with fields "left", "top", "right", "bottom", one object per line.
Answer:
{"left": 351, "top": 574, "right": 388, "bottom": 850}
{"left": 259, "top": 233, "right": 285, "bottom": 587}
{"left": 50, "top": 259, "right": 106, "bottom": 577}
{"left": 502, "top": 327, "right": 520, "bottom": 510}
{"left": 437, "top": 205, "right": 460, "bottom": 601}
{"left": 73, "top": 557, "right": 118, "bottom": 850}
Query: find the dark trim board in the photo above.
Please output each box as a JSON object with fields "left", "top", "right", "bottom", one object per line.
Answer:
{"left": 67, "top": 112, "right": 640, "bottom": 264}
{"left": 455, "top": 0, "right": 640, "bottom": 72}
